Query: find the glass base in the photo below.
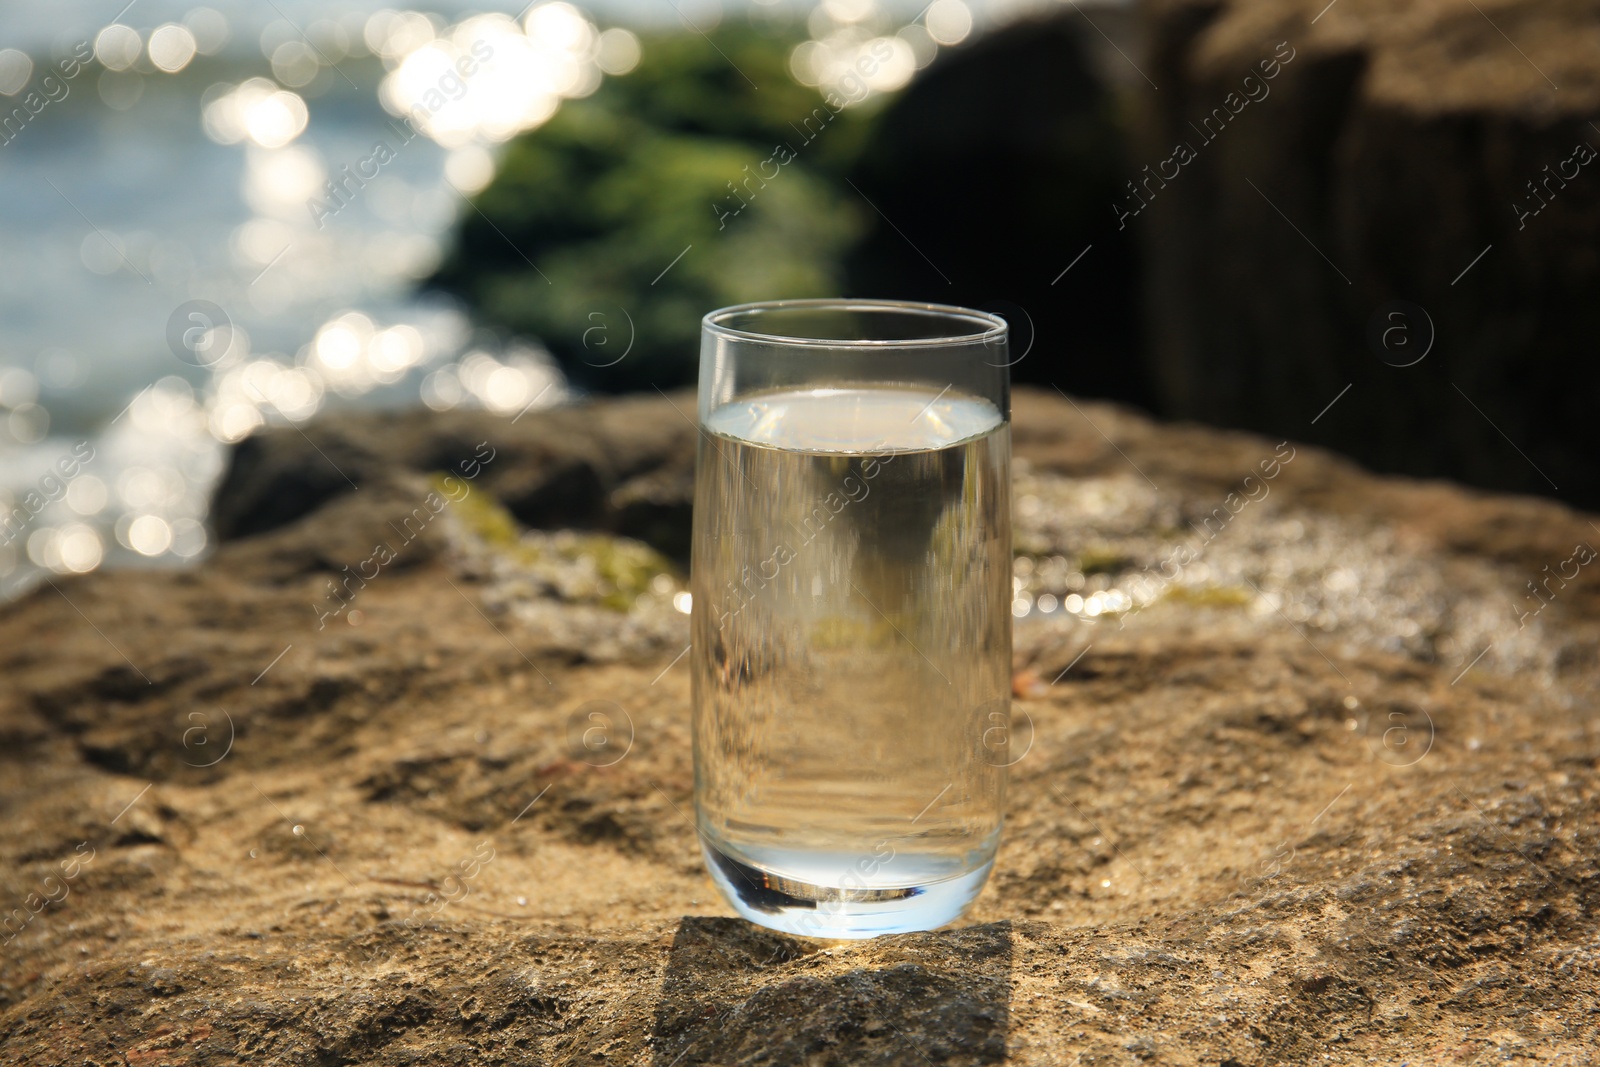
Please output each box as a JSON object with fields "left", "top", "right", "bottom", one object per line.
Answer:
{"left": 701, "top": 838, "right": 993, "bottom": 939}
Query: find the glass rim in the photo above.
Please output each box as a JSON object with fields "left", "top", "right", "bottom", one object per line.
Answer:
{"left": 702, "top": 298, "right": 1008, "bottom": 349}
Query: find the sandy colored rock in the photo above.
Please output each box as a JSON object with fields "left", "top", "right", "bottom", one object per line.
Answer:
{"left": 1, "top": 388, "right": 1598, "bottom": 1064}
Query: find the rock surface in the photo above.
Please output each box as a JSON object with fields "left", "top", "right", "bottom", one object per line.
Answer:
{"left": 1136, "top": 0, "right": 1600, "bottom": 508}
{"left": 2, "top": 387, "right": 1599, "bottom": 1064}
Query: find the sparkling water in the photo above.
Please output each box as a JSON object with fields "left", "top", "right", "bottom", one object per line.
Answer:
{"left": 691, "top": 385, "right": 1011, "bottom": 938}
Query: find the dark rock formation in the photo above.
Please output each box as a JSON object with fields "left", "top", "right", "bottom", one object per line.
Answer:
{"left": 842, "top": 13, "right": 1146, "bottom": 405}
{"left": 2, "top": 389, "right": 1598, "bottom": 1063}
{"left": 210, "top": 391, "right": 697, "bottom": 564}
{"left": 429, "top": 15, "right": 1144, "bottom": 406}
{"left": 1136, "top": 0, "right": 1600, "bottom": 507}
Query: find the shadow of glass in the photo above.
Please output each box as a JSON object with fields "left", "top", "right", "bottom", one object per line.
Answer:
{"left": 649, "top": 916, "right": 1012, "bottom": 1065}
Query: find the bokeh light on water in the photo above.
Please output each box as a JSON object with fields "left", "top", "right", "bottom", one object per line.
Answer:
{"left": 2, "top": 376, "right": 221, "bottom": 597}
{"left": 0, "top": 1, "right": 637, "bottom": 595}
{"left": 0, "top": 0, "right": 1065, "bottom": 597}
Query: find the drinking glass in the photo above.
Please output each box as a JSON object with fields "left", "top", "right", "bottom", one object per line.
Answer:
{"left": 690, "top": 299, "right": 1012, "bottom": 938}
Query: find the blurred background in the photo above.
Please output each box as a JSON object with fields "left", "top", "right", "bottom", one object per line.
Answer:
{"left": 0, "top": 0, "right": 1594, "bottom": 600}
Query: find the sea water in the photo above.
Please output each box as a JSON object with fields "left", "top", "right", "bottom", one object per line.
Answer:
{"left": 691, "top": 385, "right": 1011, "bottom": 937}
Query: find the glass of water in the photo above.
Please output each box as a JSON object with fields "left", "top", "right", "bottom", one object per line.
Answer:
{"left": 691, "top": 299, "right": 1012, "bottom": 938}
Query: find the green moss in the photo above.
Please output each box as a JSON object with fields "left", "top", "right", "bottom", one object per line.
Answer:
{"left": 432, "top": 474, "right": 519, "bottom": 548}
{"left": 559, "top": 532, "right": 677, "bottom": 612}
{"left": 431, "top": 475, "right": 677, "bottom": 612}
{"left": 427, "top": 25, "right": 878, "bottom": 393}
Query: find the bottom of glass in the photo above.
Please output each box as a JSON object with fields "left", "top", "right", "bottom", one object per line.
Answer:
{"left": 700, "top": 838, "right": 994, "bottom": 939}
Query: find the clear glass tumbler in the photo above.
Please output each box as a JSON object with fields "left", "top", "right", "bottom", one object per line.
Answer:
{"left": 690, "top": 299, "right": 1012, "bottom": 938}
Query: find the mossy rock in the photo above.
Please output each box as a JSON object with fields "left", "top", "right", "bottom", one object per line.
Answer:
{"left": 437, "top": 473, "right": 520, "bottom": 549}
{"left": 426, "top": 25, "right": 877, "bottom": 394}
{"left": 436, "top": 472, "right": 677, "bottom": 612}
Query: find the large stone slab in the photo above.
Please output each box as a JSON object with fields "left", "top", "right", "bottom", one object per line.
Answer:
{"left": 1, "top": 388, "right": 1596, "bottom": 1063}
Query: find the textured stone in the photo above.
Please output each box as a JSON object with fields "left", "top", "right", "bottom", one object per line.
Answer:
{"left": 1136, "top": 0, "right": 1600, "bottom": 508}
{"left": 1, "top": 388, "right": 1597, "bottom": 1064}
